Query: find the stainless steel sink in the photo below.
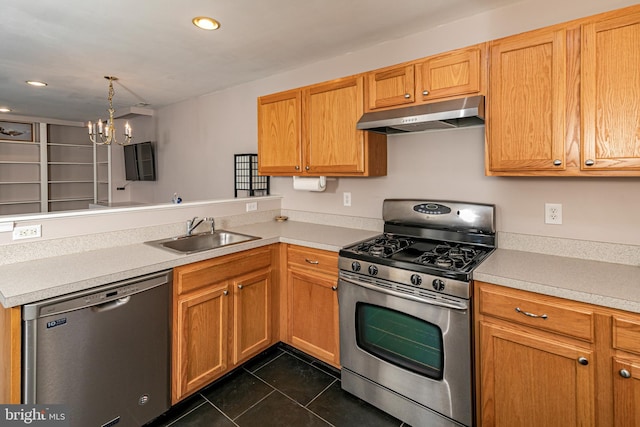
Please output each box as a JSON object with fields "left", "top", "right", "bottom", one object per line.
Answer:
{"left": 146, "top": 230, "right": 260, "bottom": 254}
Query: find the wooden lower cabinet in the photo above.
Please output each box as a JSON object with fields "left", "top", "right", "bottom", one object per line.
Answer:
{"left": 478, "top": 321, "right": 595, "bottom": 426}
{"left": 476, "top": 281, "right": 640, "bottom": 427}
{"left": 286, "top": 245, "right": 340, "bottom": 368}
{"left": 172, "top": 246, "right": 275, "bottom": 403}
{"left": 0, "top": 305, "right": 21, "bottom": 404}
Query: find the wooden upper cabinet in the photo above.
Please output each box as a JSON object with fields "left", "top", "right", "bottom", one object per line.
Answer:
{"left": 257, "top": 76, "right": 387, "bottom": 177}
{"left": 303, "top": 75, "right": 387, "bottom": 176}
{"left": 486, "top": 27, "right": 567, "bottom": 174}
{"left": 364, "top": 44, "right": 486, "bottom": 112}
{"left": 416, "top": 45, "right": 484, "bottom": 102}
{"left": 581, "top": 10, "right": 640, "bottom": 171}
{"left": 257, "top": 89, "right": 303, "bottom": 175}
{"left": 366, "top": 64, "right": 415, "bottom": 110}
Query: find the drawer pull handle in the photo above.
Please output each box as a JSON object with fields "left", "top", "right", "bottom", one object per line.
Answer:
{"left": 305, "top": 258, "right": 320, "bottom": 265}
{"left": 620, "top": 369, "right": 631, "bottom": 379}
{"left": 515, "top": 307, "right": 548, "bottom": 319}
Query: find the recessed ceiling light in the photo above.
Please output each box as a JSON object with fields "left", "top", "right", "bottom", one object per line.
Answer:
{"left": 192, "top": 16, "right": 220, "bottom": 31}
{"left": 0, "top": 107, "right": 11, "bottom": 113}
{"left": 26, "top": 80, "right": 47, "bottom": 87}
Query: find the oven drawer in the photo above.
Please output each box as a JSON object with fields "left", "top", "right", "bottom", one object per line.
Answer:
{"left": 613, "top": 315, "right": 640, "bottom": 354}
{"left": 288, "top": 245, "right": 338, "bottom": 277}
{"left": 477, "top": 282, "right": 594, "bottom": 342}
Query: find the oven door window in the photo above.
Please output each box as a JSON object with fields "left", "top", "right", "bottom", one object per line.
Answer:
{"left": 355, "top": 302, "right": 443, "bottom": 379}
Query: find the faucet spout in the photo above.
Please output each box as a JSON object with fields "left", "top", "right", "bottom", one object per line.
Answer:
{"left": 186, "top": 216, "right": 204, "bottom": 236}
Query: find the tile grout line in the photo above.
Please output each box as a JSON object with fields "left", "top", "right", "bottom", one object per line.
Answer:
{"left": 244, "top": 354, "right": 337, "bottom": 426}
{"left": 279, "top": 347, "right": 340, "bottom": 379}
{"left": 305, "top": 377, "right": 338, "bottom": 408}
{"left": 163, "top": 401, "right": 208, "bottom": 427}
{"left": 202, "top": 385, "right": 277, "bottom": 425}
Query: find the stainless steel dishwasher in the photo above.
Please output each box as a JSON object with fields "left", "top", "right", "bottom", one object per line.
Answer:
{"left": 23, "top": 270, "right": 171, "bottom": 427}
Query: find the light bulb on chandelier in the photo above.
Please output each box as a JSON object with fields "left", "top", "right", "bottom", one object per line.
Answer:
{"left": 88, "top": 76, "right": 132, "bottom": 145}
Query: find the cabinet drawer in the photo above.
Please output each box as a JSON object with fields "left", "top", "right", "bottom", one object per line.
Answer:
{"left": 175, "top": 246, "right": 272, "bottom": 295}
{"left": 287, "top": 245, "right": 338, "bottom": 277}
{"left": 478, "top": 283, "right": 594, "bottom": 342}
{"left": 613, "top": 315, "right": 640, "bottom": 354}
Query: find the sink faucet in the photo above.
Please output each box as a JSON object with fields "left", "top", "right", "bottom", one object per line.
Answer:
{"left": 203, "top": 217, "right": 215, "bottom": 233}
{"left": 186, "top": 216, "right": 204, "bottom": 236}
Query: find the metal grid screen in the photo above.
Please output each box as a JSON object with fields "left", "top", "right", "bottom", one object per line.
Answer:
{"left": 234, "top": 154, "right": 269, "bottom": 197}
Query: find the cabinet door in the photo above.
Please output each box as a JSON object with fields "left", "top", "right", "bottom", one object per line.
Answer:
{"left": 303, "top": 76, "right": 365, "bottom": 174}
{"left": 613, "top": 358, "right": 640, "bottom": 426}
{"left": 581, "top": 12, "right": 640, "bottom": 171}
{"left": 479, "top": 322, "right": 595, "bottom": 426}
{"left": 232, "top": 268, "right": 272, "bottom": 366}
{"left": 366, "top": 64, "right": 415, "bottom": 110}
{"left": 487, "top": 28, "right": 567, "bottom": 173}
{"left": 172, "top": 283, "right": 229, "bottom": 403}
{"left": 417, "top": 45, "right": 483, "bottom": 102}
{"left": 257, "top": 89, "right": 303, "bottom": 175}
{"left": 288, "top": 268, "right": 339, "bottom": 367}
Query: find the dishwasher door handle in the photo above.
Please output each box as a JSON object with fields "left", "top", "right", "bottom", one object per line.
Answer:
{"left": 92, "top": 296, "right": 131, "bottom": 313}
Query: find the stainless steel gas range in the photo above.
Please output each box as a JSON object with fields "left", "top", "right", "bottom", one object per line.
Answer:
{"left": 338, "top": 199, "right": 496, "bottom": 427}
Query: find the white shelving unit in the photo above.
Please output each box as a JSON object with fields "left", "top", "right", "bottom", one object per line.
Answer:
{"left": 0, "top": 121, "right": 112, "bottom": 215}
{"left": 0, "top": 128, "right": 42, "bottom": 216}
{"left": 47, "top": 124, "right": 98, "bottom": 212}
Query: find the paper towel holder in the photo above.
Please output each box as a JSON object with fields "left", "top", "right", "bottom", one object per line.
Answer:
{"left": 292, "top": 176, "right": 327, "bottom": 192}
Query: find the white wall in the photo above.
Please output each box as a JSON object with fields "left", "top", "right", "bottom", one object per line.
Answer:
{"left": 149, "top": 0, "right": 640, "bottom": 246}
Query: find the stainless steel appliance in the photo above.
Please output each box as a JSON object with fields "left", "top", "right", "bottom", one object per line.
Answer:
{"left": 339, "top": 199, "right": 495, "bottom": 427}
{"left": 23, "top": 270, "right": 172, "bottom": 427}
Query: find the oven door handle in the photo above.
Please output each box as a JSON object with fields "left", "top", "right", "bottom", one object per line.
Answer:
{"left": 339, "top": 277, "right": 469, "bottom": 311}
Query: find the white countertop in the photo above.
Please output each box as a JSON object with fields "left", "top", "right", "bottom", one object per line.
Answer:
{"left": 474, "top": 248, "right": 640, "bottom": 313}
{"left": 0, "top": 220, "right": 378, "bottom": 308}
{"left": 2, "top": 220, "right": 639, "bottom": 314}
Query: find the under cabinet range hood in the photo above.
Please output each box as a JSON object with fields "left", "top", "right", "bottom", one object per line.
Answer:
{"left": 357, "top": 95, "right": 485, "bottom": 134}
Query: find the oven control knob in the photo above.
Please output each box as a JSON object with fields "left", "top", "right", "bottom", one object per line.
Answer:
{"left": 410, "top": 274, "right": 422, "bottom": 286}
{"left": 368, "top": 265, "right": 378, "bottom": 276}
{"left": 351, "top": 261, "right": 361, "bottom": 272}
{"left": 432, "top": 279, "right": 445, "bottom": 291}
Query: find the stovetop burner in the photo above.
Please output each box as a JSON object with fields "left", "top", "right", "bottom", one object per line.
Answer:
{"left": 344, "top": 234, "right": 490, "bottom": 275}
{"left": 415, "top": 243, "right": 481, "bottom": 270}
{"left": 351, "top": 234, "right": 413, "bottom": 258}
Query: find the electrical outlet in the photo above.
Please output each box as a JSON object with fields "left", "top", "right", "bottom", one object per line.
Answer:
{"left": 246, "top": 202, "right": 257, "bottom": 212}
{"left": 13, "top": 224, "right": 41, "bottom": 240}
{"left": 343, "top": 192, "right": 352, "bottom": 207}
{"left": 545, "top": 203, "right": 562, "bottom": 225}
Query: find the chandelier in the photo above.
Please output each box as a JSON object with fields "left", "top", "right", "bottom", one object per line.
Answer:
{"left": 88, "top": 76, "right": 132, "bottom": 145}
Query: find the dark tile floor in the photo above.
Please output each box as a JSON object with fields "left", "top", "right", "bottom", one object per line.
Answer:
{"left": 147, "top": 343, "right": 409, "bottom": 427}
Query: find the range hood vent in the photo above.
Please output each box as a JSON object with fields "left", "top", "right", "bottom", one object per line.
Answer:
{"left": 357, "top": 95, "right": 485, "bottom": 134}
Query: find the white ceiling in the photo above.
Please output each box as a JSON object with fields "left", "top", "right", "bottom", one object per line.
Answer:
{"left": 1, "top": 0, "right": 512, "bottom": 122}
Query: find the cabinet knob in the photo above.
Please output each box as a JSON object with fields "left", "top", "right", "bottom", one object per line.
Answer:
{"left": 585, "top": 159, "right": 595, "bottom": 166}
{"left": 223, "top": 290, "right": 229, "bottom": 296}
{"left": 305, "top": 166, "right": 310, "bottom": 171}
{"left": 237, "top": 285, "right": 243, "bottom": 290}
{"left": 294, "top": 165, "right": 300, "bottom": 170}
{"left": 620, "top": 369, "right": 631, "bottom": 378}
{"left": 305, "top": 258, "right": 320, "bottom": 265}
{"left": 331, "top": 285, "right": 338, "bottom": 291}
{"left": 422, "top": 90, "right": 429, "bottom": 96}
{"left": 553, "top": 159, "right": 562, "bottom": 166}
{"left": 404, "top": 93, "right": 411, "bottom": 99}
{"left": 578, "top": 357, "right": 589, "bottom": 366}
